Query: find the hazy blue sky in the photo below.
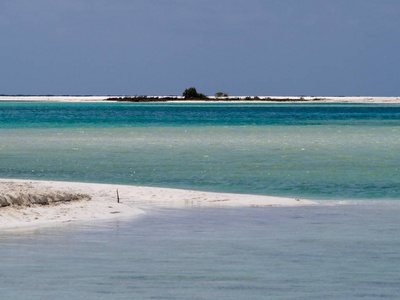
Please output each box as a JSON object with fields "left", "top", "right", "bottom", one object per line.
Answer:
{"left": 1, "top": 0, "right": 399, "bottom": 96}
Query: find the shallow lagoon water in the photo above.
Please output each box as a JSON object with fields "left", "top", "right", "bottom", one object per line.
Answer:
{"left": 1, "top": 102, "right": 400, "bottom": 299}
{"left": 0, "top": 102, "right": 399, "bottom": 200}
{"left": 1, "top": 204, "right": 400, "bottom": 299}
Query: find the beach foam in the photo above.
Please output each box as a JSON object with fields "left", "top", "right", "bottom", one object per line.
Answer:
{"left": 0, "top": 179, "right": 316, "bottom": 230}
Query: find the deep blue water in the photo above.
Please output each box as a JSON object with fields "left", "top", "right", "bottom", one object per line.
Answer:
{"left": 1, "top": 102, "right": 400, "bottom": 128}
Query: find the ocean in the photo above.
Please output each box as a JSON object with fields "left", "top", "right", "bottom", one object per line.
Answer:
{"left": 1, "top": 102, "right": 399, "bottom": 299}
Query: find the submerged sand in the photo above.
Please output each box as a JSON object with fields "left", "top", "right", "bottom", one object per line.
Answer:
{"left": 0, "top": 179, "right": 316, "bottom": 230}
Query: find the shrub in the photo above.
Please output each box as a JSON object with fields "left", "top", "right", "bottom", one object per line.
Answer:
{"left": 215, "top": 92, "right": 228, "bottom": 98}
{"left": 183, "top": 87, "right": 207, "bottom": 99}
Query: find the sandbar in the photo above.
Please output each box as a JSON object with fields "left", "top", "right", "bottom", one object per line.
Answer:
{"left": 0, "top": 179, "right": 316, "bottom": 230}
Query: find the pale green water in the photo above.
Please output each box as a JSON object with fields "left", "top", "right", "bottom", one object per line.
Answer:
{"left": 1, "top": 102, "right": 399, "bottom": 199}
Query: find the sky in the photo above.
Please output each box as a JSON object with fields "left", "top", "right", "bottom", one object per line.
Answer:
{"left": 1, "top": 0, "right": 399, "bottom": 96}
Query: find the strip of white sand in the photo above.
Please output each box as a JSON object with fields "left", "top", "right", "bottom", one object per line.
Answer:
{"left": 0, "top": 179, "right": 316, "bottom": 230}
{"left": 0, "top": 96, "right": 400, "bottom": 103}
{"left": 0, "top": 96, "right": 109, "bottom": 102}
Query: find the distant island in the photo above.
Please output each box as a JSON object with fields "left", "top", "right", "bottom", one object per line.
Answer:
{"left": 107, "top": 87, "right": 324, "bottom": 102}
{"left": 106, "top": 96, "right": 323, "bottom": 102}
{"left": 1, "top": 90, "right": 399, "bottom": 104}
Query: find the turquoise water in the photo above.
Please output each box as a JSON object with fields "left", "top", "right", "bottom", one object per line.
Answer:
{"left": 0, "top": 102, "right": 399, "bottom": 200}
{"left": 1, "top": 102, "right": 400, "bottom": 299}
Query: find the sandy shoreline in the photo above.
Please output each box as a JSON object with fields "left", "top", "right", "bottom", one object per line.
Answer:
{"left": 0, "top": 179, "right": 316, "bottom": 230}
{"left": 0, "top": 96, "right": 400, "bottom": 103}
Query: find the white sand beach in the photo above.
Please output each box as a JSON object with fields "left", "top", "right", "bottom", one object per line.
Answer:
{"left": 0, "top": 96, "right": 400, "bottom": 103}
{"left": 0, "top": 179, "right": 315, "bottom": 230}
{"left": 0, "top": 96, "right": 109, "bottom": 102}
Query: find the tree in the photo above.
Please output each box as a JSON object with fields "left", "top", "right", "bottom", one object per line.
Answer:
{"left": 215, "top": 92, "right": 228, "bottom": 98}
{"left": 183, "top": 87, "right": 207, "bottom": 99}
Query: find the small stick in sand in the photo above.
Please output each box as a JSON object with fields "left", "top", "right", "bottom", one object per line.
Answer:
{"left": 116, "top": 189, "right": 120, "bottom": 203}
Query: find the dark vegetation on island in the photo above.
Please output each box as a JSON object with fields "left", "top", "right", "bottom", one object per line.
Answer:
{"left": 107, "top": 87, "right": 325, "bottom": 102}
